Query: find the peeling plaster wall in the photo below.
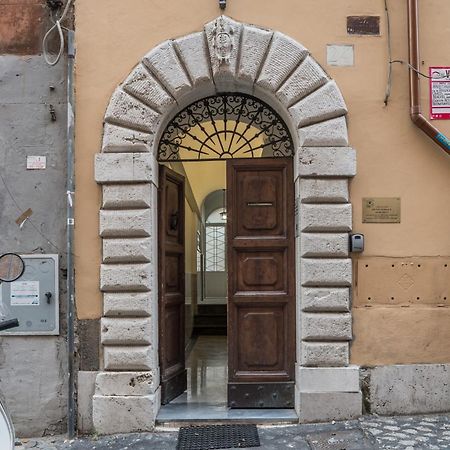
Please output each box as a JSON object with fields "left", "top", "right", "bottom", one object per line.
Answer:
{"left": 0, "top": 55, "right": 68, "bottom": 436}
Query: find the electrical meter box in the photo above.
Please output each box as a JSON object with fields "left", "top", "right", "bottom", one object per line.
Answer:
{"left": 0, "top": 254, "right": 59, "bottom": 335}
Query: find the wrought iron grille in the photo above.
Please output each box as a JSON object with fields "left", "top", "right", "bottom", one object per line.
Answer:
{"left": 205, "top": 225, "right": 226, "bottom": 272}
{"left": 158, "top": 93, "right": 294, "bottom": 161}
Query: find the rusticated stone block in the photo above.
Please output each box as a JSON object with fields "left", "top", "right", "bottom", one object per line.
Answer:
{"left": 100, "top": 263, "right": 152, "bottom": 292}
{"left": 101, "top": 317, "right": 152, "bottom": 345}
{"left": 301, "top": 313, "right": 352, "bottom": 341}
{"left": 289, "top": 81, "right": 347, "bottom": 128}
{"left": 122, "top": 64, "right": 174, "bottom": 113}
{"left": 237, "top": 25, "right": 273, "bottom": 84}
{"left": 93, "top": 390, "right": 160, "bottom": 434}
{"left": 301, "top": 342, "right": 349, "bottom": 367}
{"left": 300, "top": 179, "right": 349, "bottom": 203}
{"left": 102, "top": 123, "right": 153, "bottom": 153}
{"left": 95, "top": 153, "right": 154, "bottom": 184}
{"left": 104, "top": 345, "right": 155, "bottom": 371}
{"left": 102, "top": 184, "right": 152, "bottom": 209}
{"left": 301, "top": 258, "right": 352, "bottom": 286}
{"left": 298, "top": 116, "right": 348, "bottom": 147}
{"left": 105, "top": 89, "right": 160, "bottom": 133}
{"left": 99, "top": 209, "right": 152, "bottom": 238}
{"left": 277, "top": 56, "right": 328, "bottom": 106}
{"left": 103, "top": 238, "right": 152, "bottom": 263}
{"left": 175, "top": 32, "right": 214, "bottom": 89}
{"left": 257, "top": 32, "right": 308, "bottom": 92}
{"left": 297, "top": 391, "right": 362, "bottom": 422}
{"left": 300, "top": 233, "right": 348, "bottom": 257}
{"left": 143, "top": 41, "right": 191, "bottom": 99}
{"left": 297, "top": 147, "right": 356, "bottom": 178}
{"left": 301, "top": 288, "right": 350, "bottom": 312}
{"left": 95, "top": 371, "right": 158, "bottom": 396}
{"left": 103, "top": 292, "right": 152, "bottom": 317}
{"left": 297, "top": 365, "right": 360, "bottom": 392}
{"left": 300, "top": 204, "right": 352, "bottom": 232}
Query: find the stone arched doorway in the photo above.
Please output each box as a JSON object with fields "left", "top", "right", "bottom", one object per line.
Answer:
{"left": 93, "top": 15, "right": 359, "bottom": 435}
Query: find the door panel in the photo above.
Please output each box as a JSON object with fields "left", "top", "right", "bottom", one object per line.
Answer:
{"left": 227, "top": 158, "right": 295, "bottom": 408}
{"left": 159, "top": 165, "right": 187, "bottom": 404}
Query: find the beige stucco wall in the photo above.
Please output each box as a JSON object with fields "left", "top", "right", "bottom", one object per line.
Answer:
{"left": 75, "top": 0, "right": 450, "bottom": 364}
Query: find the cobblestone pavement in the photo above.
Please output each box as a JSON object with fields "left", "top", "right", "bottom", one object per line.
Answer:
{"left": 14, "top": 414, "right": 450, "bottom": 450}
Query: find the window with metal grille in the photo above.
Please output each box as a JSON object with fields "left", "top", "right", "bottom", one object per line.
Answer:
{"left": 205, "top": 208, "right": 226, "bottom": 272}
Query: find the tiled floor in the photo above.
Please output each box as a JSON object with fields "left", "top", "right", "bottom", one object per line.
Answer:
{"left": 157, "top": 335, "right": 298, "bottom": 423}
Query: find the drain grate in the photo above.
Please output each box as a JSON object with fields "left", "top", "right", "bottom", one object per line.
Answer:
{"left": 176, "top": 424, "right": 261, "bottom": 450}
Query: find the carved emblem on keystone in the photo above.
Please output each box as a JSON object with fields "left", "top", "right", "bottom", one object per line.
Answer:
{"left": 212, "top": 16, "right": 234, "bottom": 64}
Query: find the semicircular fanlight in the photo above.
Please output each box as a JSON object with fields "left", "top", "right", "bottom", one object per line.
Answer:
{"left": 158, "top": 93, "right": 294, "bottom": 161}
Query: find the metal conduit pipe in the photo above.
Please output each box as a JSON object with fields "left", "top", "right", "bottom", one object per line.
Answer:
{"left": 66, "top": 29, "right": 76, "bottom": 438}
{"left": 408, "top": 0, "right": 450, "bottom": 155}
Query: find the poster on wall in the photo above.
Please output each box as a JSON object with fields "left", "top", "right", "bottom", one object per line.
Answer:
{"left": 429, "top": 67, "right": 450, "bottom": 120}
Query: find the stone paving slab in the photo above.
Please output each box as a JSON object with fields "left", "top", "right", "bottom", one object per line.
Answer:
{"left": 14, "top": 413, "right": 450, "bottom": 449}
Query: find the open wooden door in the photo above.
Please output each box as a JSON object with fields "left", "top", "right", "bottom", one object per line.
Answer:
{"left": 227, "top": 158, "right": 295, "bottom": 408}
{"left": 158, "top": 165, "right": 187, "bottom": 404}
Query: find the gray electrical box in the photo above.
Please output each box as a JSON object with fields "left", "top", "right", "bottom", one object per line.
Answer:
{"left": 350, "top": 234, "right": 364, "bottom": 253}
{"left": 0, "top": 254, "right": 59, "bottom": 335}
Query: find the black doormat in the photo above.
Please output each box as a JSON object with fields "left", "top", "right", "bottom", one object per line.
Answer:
{"left": 176, "top": 424, "right": 261, "bottom": 450}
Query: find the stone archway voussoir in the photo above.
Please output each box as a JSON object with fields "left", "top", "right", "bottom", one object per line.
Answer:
{"left": 122, "top": 63, "right": 175, "bottom": 114}
{"left": 276, "top": 55, "right": 329, "bottom": 107}
{"left": 175, "top": 31, "right": 215, "bottom": 90}
{"left": 289, "top": 80, "right": 348, "bottom": 129}
{"left": 143, "top": 40, "right": 192, "bottom": 100}
{"left": 105, "top": 89, "right": 161, "bottom": 133}
{"left": 101, "top": 123, "right": 153, "bottom": 153}
{"left": 256, "top": 32, "right": 308, "bottom": 93}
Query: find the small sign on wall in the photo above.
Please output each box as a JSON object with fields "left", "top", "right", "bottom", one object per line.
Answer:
{"left": 326, "top": 44, "right": 354, "bottom": 67}
{"left": 430, "top": 67, "right": 450, "bottom": 120}
{"left": 362, "top": 197, "right": 401, "bottom": 223}
{"left": 26, "top": 156, "right": 46, "bottom": 170}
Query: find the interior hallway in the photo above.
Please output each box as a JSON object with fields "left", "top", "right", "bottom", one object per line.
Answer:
{"left": 156, "top": 335, "right": 297, "bottom": 423}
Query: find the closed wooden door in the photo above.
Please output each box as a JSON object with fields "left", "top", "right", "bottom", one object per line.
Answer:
{"left": 158, "top": 165, "right": 187, "bottom": 404}
{"left": 227, "top": 158, "right": 295, "bottom": 408}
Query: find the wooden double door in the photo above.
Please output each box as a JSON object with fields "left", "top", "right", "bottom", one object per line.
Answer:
{"left": 159, "top": 158, "right": 295, "bottom": 408}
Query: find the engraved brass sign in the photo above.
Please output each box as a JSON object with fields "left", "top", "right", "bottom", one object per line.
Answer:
{"left": 362, "top": 197, "right": 401, "bottom": 223}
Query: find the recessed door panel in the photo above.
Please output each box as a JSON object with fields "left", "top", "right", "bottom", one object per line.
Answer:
{"left": 227, "top": 158, "right": 295, "bottom": 408}
{"left": 237, "top": 308, "right": 284, "bottom": 370}
{"left": 235, "top": 250, "right": 287, "bottom": 293}
{"left": 236, "top": 169, "right": 285, "bottom": 236}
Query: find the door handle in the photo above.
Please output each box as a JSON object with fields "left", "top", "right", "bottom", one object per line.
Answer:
{"left": 169, "top": 211, "right": 179, "bottom": 230}
{"left": 247, "top": 202, "right": 273, "bottom": 207}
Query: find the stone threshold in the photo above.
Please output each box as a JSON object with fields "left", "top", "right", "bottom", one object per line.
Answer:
{"left": 156, "top": 402, "right": 298, "bottom": 425}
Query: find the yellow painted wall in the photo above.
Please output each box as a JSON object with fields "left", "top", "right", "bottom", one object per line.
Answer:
{"left": 75, "top": 0, "right": 450, "bottom": 365}
{"left": 183, "top": 162, "right": 226, "bottom": 209}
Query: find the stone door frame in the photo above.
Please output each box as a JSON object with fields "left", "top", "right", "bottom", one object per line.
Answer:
{"left": 93, "top": 15, "right": 361, "bottom": 435}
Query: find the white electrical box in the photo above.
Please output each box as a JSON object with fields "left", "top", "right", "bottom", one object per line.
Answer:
{"left": 0, "top": 254, "right": 59, "bottom": 335}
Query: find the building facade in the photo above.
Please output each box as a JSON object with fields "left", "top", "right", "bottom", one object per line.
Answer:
{"left": 0, "top": 0, "right": 449, "bottom": 437}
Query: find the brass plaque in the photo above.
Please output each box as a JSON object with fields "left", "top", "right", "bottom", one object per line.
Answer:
{"left": 362, "top": 197, "right": 400, "bottom": 223}
{"left": 347, "top": 16, "right": 381, "bottom": 36}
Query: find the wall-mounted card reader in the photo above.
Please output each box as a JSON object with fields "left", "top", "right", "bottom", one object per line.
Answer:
{"left": 350, "top": 234, "right": 364, "bottom": 253}
{"left": 0, "top": 254, "right": 59, "bottom": 335}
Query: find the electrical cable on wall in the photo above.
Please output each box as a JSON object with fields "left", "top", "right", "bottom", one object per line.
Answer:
{"left": 384, "top": 0, "right": 433, "bottom": 106}
{"left": 43, "top": 0, "right": 74, "bottom": 66}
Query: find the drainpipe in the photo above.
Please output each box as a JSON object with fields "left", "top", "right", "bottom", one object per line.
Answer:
{"left": 407, "top": 0, "right": 450, "bottom": 155}
{"left": 66, "top": 29, "right": 76, "bottom": 438}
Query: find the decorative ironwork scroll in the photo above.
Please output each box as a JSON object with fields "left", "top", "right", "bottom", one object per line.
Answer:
{"left": 158, "top": 93, "right": 294, "bottom": 161}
